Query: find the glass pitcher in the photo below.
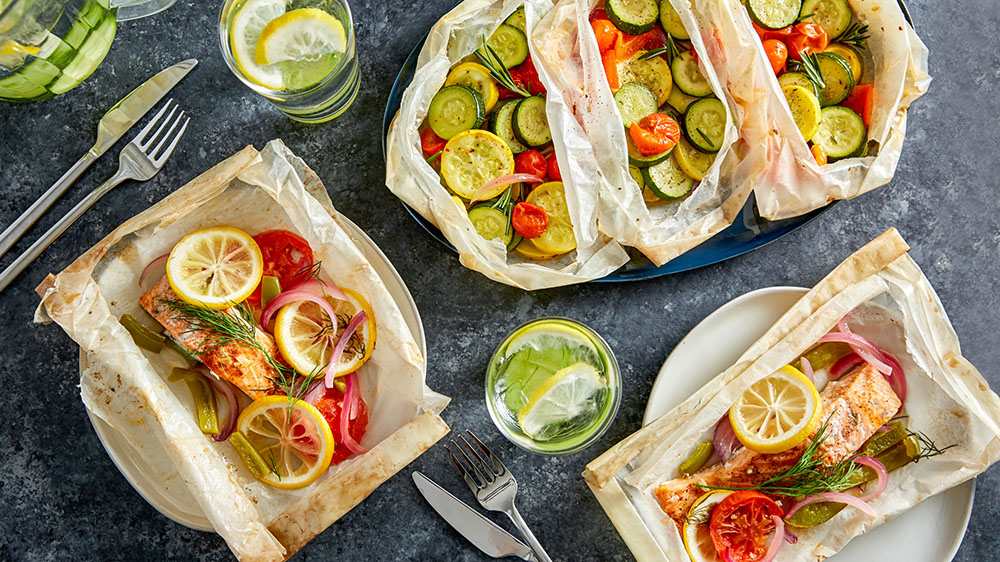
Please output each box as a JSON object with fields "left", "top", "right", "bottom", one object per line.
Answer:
{"left": 0, "top": 0, "right": 175, "bottom": 102}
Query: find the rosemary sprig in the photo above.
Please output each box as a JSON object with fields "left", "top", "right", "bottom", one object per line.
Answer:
{"left": 798, "top": 50, "right": 826, "bottom": 89}
{"left": 665, "top": 34, "right": 682, "bottom": 66}
{"left": 838, "top": 22, "right": 870, "bottom": 50}
{"left": 426, "top": 151, "right": 442, "bottom": 163}
{"left": 491, "top": 186, "right": 516, "bottom": 235}
{"left": 909, "top": 430, "right": 957, "bottom": 462}
{"left": 797, "top": 12, "right": 814, "bottom": 22}
{"left": 696, "top": 128, "right": 716, "bottom": 149}
{"left": 639, "top": 47, "right": 668, "bottom": 61}
{"left": 475, "top": 35, "right": 531, "bottom": 97}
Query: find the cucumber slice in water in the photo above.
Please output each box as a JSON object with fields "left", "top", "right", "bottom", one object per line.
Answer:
{"left": 428, "top": 85, "right": 486, "bottom": 140}
{"left": 683, "top": 97, "right": 726, "bottom": 153}
{"left": 606, "top": 0, "right": 660, "bottom": 35}
{"left": 811, "top": 105, "right": 866, "bottom": 160}
{"left": 615, "top": 81, "right": 658, "bottom": 128}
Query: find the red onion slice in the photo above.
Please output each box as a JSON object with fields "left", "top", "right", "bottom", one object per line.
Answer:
{"left": 206, "top": 375, "right": 240, "bottom": 441}
{"left": 800, "top": 357, "right": 814, "bottom": 383}
{"left": 303, "top": 378, "right": 326, "bottom": 406}
{"left": 470, "top": 173, "right": 543, "bottom": 203}
{"left": 324, "top": 310, "right": 367, "bottom": 388}
{"left": 855, "top": 455, "right": 889, "bottom": 501}
{"left": 339, "top": 372, "right": 368, "bottom": 455}
{"left": 837, "top": 314, "right": 852, "bottom": 334}
{"left": 829, "top": 352, "right": 864, "bottom": 379}
{"left": 784, "top": 527, "right": 798, "bottom": 544}
{"left": 285, "top": 278, "right": 348, "bottom": 303}
{"left": 785, "top": 492, "right": 877, "bottom": 520}
{"left": 713, "top": 416, "right": 742, "bottom": 464}
{"left": 819, "top": 332, "right": 893, "bottom": 375}
{"left": 138, "top": 253, "right": 169, "bottom": 287}
{"left": 759, "top": 515, "right": 785, "bottom": 562}
{"left": 260, "top": 290, "right": 340, "bottom": 334}
{"left": 880, "top": 352, "right": 908, "bottom": 406}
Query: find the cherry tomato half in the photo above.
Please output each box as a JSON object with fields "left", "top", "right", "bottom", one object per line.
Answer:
{"left": 786, "top": 22, "right": 829, "bottom": 61}
{"left": 498, "top": 69, "right": 529, "bottom": 100}
{"left": 546, "top": 152, "right": 562, "bottom": 181}
{"left": 511, "top": 202, "right": 548, "bottom": 238}
{"left": 591, "top": 18, "right": 618, "bottom": 52}
{"left": 314, "top": 385, "right": 369, "bottom": 466}
{"left": 420, "top": 127, "right": 447, "bottom": 155}
{"left": 515, "top": 149, "right": 548, "bottom": 178}
{"left": 753, "top": 22, "right": 794, "bottom": 42}
{"left": 842, "top": 84, "right": 874, "bottom": 127}
{"left": 514, "top": 56, "right": 546, "bottom": 95}
{"left": 762, "top": 39, "right": 788, "bottom": 75}
{"left": 629, "top": 113, "right": 681, "bottom": 156}
{"left": 247, "top": 230, "right": 315, "bottom": 305}
{"left": 709, "top": 490, "right": 782, "bottom": 562}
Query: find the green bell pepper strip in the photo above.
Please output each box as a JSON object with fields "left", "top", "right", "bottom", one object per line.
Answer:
{"left": 229, "top": 431, "right": 273, "bottom": 479}
{"left": 120, "top": 313, "right": 165, "bottom": 352}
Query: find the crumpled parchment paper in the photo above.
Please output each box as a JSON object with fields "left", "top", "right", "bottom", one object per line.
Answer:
{"left": 35, "top": 140, "right": 451, "bottom": 562}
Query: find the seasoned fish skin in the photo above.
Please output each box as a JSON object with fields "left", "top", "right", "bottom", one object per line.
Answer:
{"left": 654, "top": 363, "right": 901, "bottom": 520}
{"left": 140, "top": 276, "right": 282, "bottom": 399}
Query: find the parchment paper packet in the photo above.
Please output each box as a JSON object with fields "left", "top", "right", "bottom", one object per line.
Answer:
{"left": 384, "top": 0, "right": 630, "bottom": 290}
{"left": 581, "top": 228, "right": 1000, "bottom": 561}
{"left": 35, "top": 140, "right": 451, "bottom": 562}
{"left": 711, "top": 0, "right": 930, "bottom": 220}
{"left": 532, "top": 0, "right": 765, "bottom": 266}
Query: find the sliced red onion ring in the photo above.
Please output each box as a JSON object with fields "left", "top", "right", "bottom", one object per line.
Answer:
{"left": 784, "top": 491, "right": 877, "bottom": 520}
{"left": 713, "top": 416, "right": 741, "bottom": 464}
{"left": 837, "top": 314, "right": 852, "bottom": 334}
{"left": 339, "top": 372, "right": 368, "bottom": 455}
{"left": 855, "top": 455, "right": 889, "bottom": 501}
{"left": 784, "top": 527, "right": 798, "bottom": 544}
{"left": 760, "top": 515, "right": 785, "bottom": 562}
{"left": 324, "top": 310, "right": 367, "bottom": 388}
{"left": 303, "top": 378, "right": 327, "bottom": 406}
{"left": 260, "top": 290, "right": 339, "bottom": 334}
{"left": 800, "top": 357, "right": 814, "bottom": 383}
{"left": 138, "top": 253, "right": 169, "bottom": 286}
{"left": 880, "top": 352, "right": 908, "bottom": 407}
{"left": 285, "top": 278, "right": 348, "bottom": 303}
{"left": 819, "top": 332, "right": 893, "bottom": 375}
{"left": 205, "top": 375, "right": 240, "bottom": 441}
{"left": 470, "top": 173, "right": 543, "bottom": 203}
{"left": 829, "top": 352, "right": 864, "bottom": 379}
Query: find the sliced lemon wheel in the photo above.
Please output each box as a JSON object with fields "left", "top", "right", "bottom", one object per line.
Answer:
{"left": 273, "top": 288, "right": 376, "bottom": 377}
{"left": 683, "top": 490, "right": 732, "bottom": 562}
{"left": 517, "top": 362, "right": 606, "bottom": 440}
{"left": 729, "top": 365, "right": 822, "bottom": 454}
{"left": 228, "top": 0, "right": 286, "bottom": 89}
{"left": 440, "top": 129, "right": 515, "bottom": 200}
{"left": 236, "top": 396, "right": 335, "bottom": 489}
{"left": 255, "top": 8, "right": 347, "bottom": 65}
{"left": 166, "top": 227, "right": 263, "bottom": 309}
{"left": 525, "top": 181, "right": 577, "bottom": 255}
{"left": 445, "top": 62, "right": 500, "bottom": 113}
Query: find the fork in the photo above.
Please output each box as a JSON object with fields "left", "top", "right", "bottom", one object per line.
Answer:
{"left": 0, "top": 100, "right": 189, "bottom": 294}
{"left": 446, "top": 431, "right": 554, "bottom": 562}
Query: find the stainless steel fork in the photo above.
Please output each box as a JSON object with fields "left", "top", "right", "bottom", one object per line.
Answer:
{"left": 0, "top": 100, "right": 189, "bottom": 293}
{"left": 446, "top": 431, "right": 553, "bottom": 562}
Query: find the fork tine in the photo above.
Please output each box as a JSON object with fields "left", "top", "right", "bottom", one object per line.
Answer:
{"left": 140, "top": 103, "right": 178, "bottom": 151}
{"left": 151, "top": 110, "right": 184, "bottom": 159}
{"left": 445, "top": 445, "right": 481, "bottom": 492}
{"left": 452, "top": 439, "right": 489, "bottom": 488}
{"left": 459, "top": 434, "right": 498, "bottom": 482}
{"left": 153, "top": 117, "right": 189, "bottom": 167}
{"left": 133, "top": 99, "right": 173, "bottom": 147}
{"left": 466, "top": 430, "right": 506, "bottom": 476}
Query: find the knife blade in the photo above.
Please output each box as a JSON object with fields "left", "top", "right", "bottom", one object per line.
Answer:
{"left": 0, "top": 58, "right": 197, "bottom": 259}
{"left": 412, "top": 471, "right": 538, "bottom": 561}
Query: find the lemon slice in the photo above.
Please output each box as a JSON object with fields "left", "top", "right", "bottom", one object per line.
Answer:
{"left": 273, "top": 288, "right": 376, "bottom": 377}
{"left": 166, "top": 227, "right": 263, "bottom": 309}
{"left": 255, "top": 8, "right": 346, "bottom": 65}
{"left": 525, "top": 181, "right": 577, "bottom": 255}
{"left": 683, "top": 490, "right": 732, "bottom": 562}
{"left": 228, "top": 0, "right": 286, "bottom": 89}
{"left": 440, "top": 129, "right": 515, "bottom": 200}
{"left": 729, "top": 365, "right": 822, "bottom": 454}
{"left": 517, "top": 362, "right": 606, "bottom": 440}
{"left": 236, "top": 396, "right": 335, "bottom": 489}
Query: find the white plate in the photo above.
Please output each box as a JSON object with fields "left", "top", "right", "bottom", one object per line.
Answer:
{"left": 81, "top": 215, "right": 426, "bottom": 532}
{"left": 644, "top": 286, "right": 974, "bottom": 562}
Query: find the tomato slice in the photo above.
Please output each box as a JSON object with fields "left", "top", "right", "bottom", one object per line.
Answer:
{"left": 420, "top": 127, "right": 447, "bottom": 154}
{"left": 842, "top": 84, "right": 874, "bottom": 128}
{"left": 629, "top": 113, "right": 681, "bottom": 156}
{"left": 709, "top": 490, "right": 782, "bottom": 562}
{"left": 314, "top": 385, "right": 369, "bottom": 465}
{"left": 511, "top": 202, "right": 548, "bottom": 239}
{"left": 247, "top": 229, "right": 315, "bottom": 305}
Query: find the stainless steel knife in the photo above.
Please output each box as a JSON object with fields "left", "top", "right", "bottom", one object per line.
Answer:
{"left": 0, "top": 58, "right": 198, "bottom": 259}
{"left": 413, "top": 471, "right": 539, "bottom": 561}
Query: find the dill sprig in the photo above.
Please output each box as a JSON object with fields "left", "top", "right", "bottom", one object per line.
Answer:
{"left": 696, "top": 128, "right": 716, "bottom": 149}
{"left": 909, "top": 430, "right": 956, "bottom": 462}
{"left": 290, "top": 260, "right": 324, "bottom": 286}
{"left": 475, "top": 35, "right": 531, "bottom": 97}
{"left": 695, "top": 418, "right": 858, "bottom": 497}
{"left": 838, "top": 22, "right": 870, "bottom": 50}
{"left": 798, "top": 50, "right": 826, "bottom": 89}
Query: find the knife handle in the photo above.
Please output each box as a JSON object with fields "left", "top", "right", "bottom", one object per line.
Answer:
{"left": 0, "top": 148, "right": 99, "bottom": 260}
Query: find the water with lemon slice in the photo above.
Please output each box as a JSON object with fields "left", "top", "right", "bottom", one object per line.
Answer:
{"left": 487, "top": 318, "right": 621, "bottom": 454}
{"left": 221, "top": 0, "right": 358, "bottom": 122}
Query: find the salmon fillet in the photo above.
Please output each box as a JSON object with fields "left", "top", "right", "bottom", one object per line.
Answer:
{"left": 654, "top": 363, "right": 901, "bottom": 520}
{"left": 140, "top": 276, "right": 282, "bottom": 399}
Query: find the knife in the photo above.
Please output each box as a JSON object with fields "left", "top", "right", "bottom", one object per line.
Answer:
{"left": 413, "top": 471, "right": 539, "bottom": 561}
{"left": 0, "top": 58, "right": 198, "bottom": 259}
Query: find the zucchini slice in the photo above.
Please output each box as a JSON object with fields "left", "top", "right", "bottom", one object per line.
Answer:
{"left": 659, "top": 0, "right": 690, "bottom": 40}
{"left": 824, "top": 43, "right": 862, "bottom": 83}
{"left": 666, "top": 85, "right": 699, "bottom": 113}
{"left": 627, "top": 130, "right": 673, "bottom": 167}
{"left": 619, "top": 51, "right": 673, "bottom": 106}
{"left": 781, "top": 83, "right": 822, "bottom": 142}
{"left": 504, "top": 6, "right": 527, "bottom": 33}
{"left": 777, "top": 71, "right": 820, "bottom": 100}
{"left": 468, "top": 205, "right": 514, "bottom": 246}
{"left": 642, "top": 154, "right": 695, "bottom": 200}
{"left": 800, "top": 0, "right": 853, "bottom": 39}
{"left": 490, "top": 101, "right": 528, "bottom": 154}
{"left": 513, "top": 96, "right": 552, "bottom": 147}
{"left": 631, "top": 164, "right": 664, "bottom": 203}
{"left": 615, "top": 81, "right": 658, "bottom": 128}
{"left": 674, "top": 136, "right": 715, "bottom": 181}
{"left": 811, "top": 105, "right": 866, "bottom": 160}
{"left": 478, "top": 24, "right": 529, "bottom": 69}
{"left": 445, "top": 62, "right": 500, "bottom": 113}
{"left": 440, "top": 130, "right": 515, "bottom": 200}
{"left": 683, "top": 97, "right": 726, "bottom": 153}
{"left": 606, "top": 0, "right": 660, "bottom": 35}
{"left": 671, "top": 51, "right": 713, "bottom": 97}
{"left": 428, "top": 85, "right": 486, "bottom": 140}
{"left": 815, "top": 52, "right": 854, "bottom": 106}
{"left": 747, "top": 0, "right": 803, "bottom": 30}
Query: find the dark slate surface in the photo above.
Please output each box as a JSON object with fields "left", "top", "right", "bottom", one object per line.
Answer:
{"left": 1, "top": 1, "right": 997, "bottom": 560}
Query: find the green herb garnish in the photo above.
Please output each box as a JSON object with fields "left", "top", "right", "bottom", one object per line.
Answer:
{"left": 909, "top": 430, "right": 957, "bottom": 462}
{"left": 426, "top": 151, "right": 442, "bottom": 163}
{"left": 475, "top": 35, "right": 531, "bottom": 97}
{"left": 798, "top": 50, "right": 826, "bottom": 89}
{"left": 491, "top": 186, "right": 516, "bottom": 235}
{"left": 639, "top": 47, "right": 668, "bottom": 61}
{"left": 838, "top": 22, "right": 871, "bottom": 50}
{"left": 665, "top": 34, "right": 682, "bottom": 65}
{"left": 696, "top": 128, "right": 716, "bottom": 149}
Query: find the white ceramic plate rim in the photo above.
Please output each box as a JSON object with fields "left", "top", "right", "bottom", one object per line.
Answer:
{"left": 82, "top": 214, "right": 426, "bottom": 532}
{"left": 643, "top": 286, "right": 974, "bottom": 562}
